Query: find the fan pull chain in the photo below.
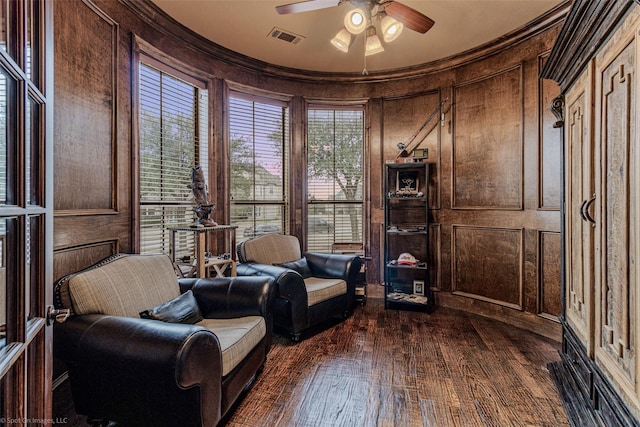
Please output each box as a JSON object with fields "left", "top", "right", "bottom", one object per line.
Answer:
{"left": 362, "top": 15, "right": 369, "bottom": 75}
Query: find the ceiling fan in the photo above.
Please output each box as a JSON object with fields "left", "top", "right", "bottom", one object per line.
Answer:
{"left": 275, "top": 0, "right": 435, "bottom": 35}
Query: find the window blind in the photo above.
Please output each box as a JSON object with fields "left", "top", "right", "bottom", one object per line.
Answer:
{"left": 229, "top": 94, "right": 289, "bottom": 240}
{"left": 0, "top": 71, "right": 9, "bottom": 205}
{"left": 307, "top": 108, "right": 364, "bottom": 252}
{"left": 139, "top": 62, "right": 208, "bottom": 256}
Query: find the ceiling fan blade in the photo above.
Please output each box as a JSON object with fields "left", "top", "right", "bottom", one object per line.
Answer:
{"left": 276, "top": 0, "right": 341, "bottom": 15}
{"left": 385, "top": 1, "right": 434, "bottom": 34}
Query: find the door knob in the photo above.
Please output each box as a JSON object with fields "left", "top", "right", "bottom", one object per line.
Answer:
{"left": 579, "top": 199, "right": 588, "bottom": 221}
{"left": 583, "top": 193, "right": 596, "bottom": 227}
{"left": 579, "top": 194, "right": 596, "bottom": 227}
{"left": 46, "top": 306, "right": 70, "bottom": 325}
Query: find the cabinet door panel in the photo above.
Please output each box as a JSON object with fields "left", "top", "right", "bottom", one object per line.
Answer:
{"left": 565, "top": 68, "right": 594, "bottom": 354}
{"left": 596, "top": 35, "right": 637, "bottom": 393}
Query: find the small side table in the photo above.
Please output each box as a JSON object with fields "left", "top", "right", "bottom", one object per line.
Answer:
{"left": 205, "top": 257, "right": 237, "bottom": 277}
{"left": 331, "top": 242, "right": 368, "bottom": 305}
{"left": 168, "top": 225, "right": 238, "bottom": 278}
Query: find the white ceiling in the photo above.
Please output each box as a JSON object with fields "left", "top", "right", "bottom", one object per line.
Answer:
{"left": 151, "top": 0, "right": 564, "bottom": 74}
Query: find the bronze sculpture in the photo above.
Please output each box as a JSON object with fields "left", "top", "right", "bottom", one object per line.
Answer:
{"left": 188, "top": 165, "right": 217, "bottom": 228}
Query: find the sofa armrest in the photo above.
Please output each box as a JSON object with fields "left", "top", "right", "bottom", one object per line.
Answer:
{"left": 304, "top": 252, "right": 362, "bottom": 284}
{"left": 236, "top": 262, "right": 308, "bottom": 331}
{"left": 186, "top": 276, "right": 275, "bottom": 320}
{"left": 236, "top": 263, "right": 307, "bottom": 302}
{"left": 55, "top": 314, "right": 222, "bottom": 427}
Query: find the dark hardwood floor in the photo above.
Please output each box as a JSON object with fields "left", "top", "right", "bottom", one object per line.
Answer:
{"left": 224, "top": 285, "right": 568, "bottom": 427}
{"left": 55, "top": 285, "right": 569, "bottom": 427}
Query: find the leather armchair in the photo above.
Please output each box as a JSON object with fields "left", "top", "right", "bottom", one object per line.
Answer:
{"left": 54, "top": 254, "right": 275, "bottom": 427}
{"left": 236, "top": 234, "right": 361, "bottom": 341}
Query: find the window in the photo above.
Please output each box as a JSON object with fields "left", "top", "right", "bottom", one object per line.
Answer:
{"left": 138, "top": 61, "right": 208, "bottom": 256}
{"left": 307, "top": 108, "right": 364, "bottom": 252}
{"left": 229, "top": 93, "right": 289, "bottom": 241}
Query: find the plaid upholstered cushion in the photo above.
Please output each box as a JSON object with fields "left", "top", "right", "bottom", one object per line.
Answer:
{"left": 198, "top": 316, "right": 266, "bottom": 376}
{"left": 303, "top": 277, "right": 347, "bottom": 306}
{"left": 69, "top": 254, "right": 180, "bottom": 318}
{"left": 239, "top": 234, "right": 301, "bottom": 264}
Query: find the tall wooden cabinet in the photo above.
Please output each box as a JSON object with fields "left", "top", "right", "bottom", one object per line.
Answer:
{"left": 542, "top": 1, "right": 640, "bottom": 424}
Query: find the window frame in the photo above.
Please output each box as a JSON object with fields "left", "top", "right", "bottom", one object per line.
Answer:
{"left": 305, "top": 103, "right": 366, "bottom": 253}
{"left": 227, "top": 87, "right": 291, "bottom": 241}
{"left": 132, "top": 38, "right": 213, "bottom": 254}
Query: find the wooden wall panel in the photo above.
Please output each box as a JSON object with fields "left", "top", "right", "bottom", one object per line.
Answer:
{"left": 429, "top": 223, "right": 441, "bottom": 290}
{"left": 452, "top": 226, "right": 523, "bottom": 308}
{"left": 381, "top": 91, "right": 442, "bottom": 210}
{"left": 453, "top": 66, "right": 523, "bottom": 209}
{"left": 54, "top": 0, "right": 117, "bottom": 212}
{"left": 53, "top": 0, "right": 131, "bottom": 288}
{"left": 539, "top": 231, "right": 561, "bottom": 319}
{"left": 53, "top": 241, "right": 119, "bottom": 282}
{"left": 538, "top": 54, "right": 562, "bottom": 209}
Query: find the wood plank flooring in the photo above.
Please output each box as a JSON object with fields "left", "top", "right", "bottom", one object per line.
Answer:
{"left": 224, "top": 285, "right": 569, "bottom": 427}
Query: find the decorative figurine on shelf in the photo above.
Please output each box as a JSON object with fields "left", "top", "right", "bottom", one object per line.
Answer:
{"left": 188, "top": 165, "right": 217, "bottom": 228}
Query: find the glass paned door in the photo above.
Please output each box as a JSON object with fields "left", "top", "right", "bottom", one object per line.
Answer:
{"left": 0, "top": 0, "right": 53, "bottom": 424}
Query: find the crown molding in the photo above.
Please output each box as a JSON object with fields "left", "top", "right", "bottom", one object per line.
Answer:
{"left": 540, "top": 0, "right": 638, "bottom": 90}
{"left": 121, "top": 0, "right": 570, "bottom": 84}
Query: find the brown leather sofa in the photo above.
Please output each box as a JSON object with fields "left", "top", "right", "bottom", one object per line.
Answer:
{"left": 53, "top": 253, "right": 275, "bottom": 427}
{"left": 236, "top": 234, "right": 362, "bottom": 341}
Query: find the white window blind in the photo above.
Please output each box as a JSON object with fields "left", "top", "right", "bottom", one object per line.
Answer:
{"left": 139, "top": 62, "right": 208, "bottom": 256}
{"left": 0, "top": 71, "right": 8, "bottom": 205}
{"left": 307, "top": 108, "right": 364, "bottom": 252}
{"left": 229, "top": 94, "right": 289, "bottom": 241}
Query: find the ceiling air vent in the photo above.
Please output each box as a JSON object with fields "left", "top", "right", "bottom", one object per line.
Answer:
{"left": 269, "top": 27, "right": 305, "bottom": 45}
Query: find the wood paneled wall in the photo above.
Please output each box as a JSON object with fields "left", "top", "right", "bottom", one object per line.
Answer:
{"left": 53, "top": 0, "right": 131, "bottom": 281}
{"left": 453, "top": 66, "right": 524, "bottom": 210}
{"left": 52, "top": 0, "right": 565, "bottom": 338}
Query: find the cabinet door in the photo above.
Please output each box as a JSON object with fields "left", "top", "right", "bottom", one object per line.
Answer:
{"left": 565, "top": 67, "right": 595, "bottom": 356}
{"left": 594, "top": 19, "right": 638, "bottom": 402}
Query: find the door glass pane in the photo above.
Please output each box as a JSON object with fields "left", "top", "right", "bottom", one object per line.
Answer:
{"left": 0, "top": 218, "right": 11, "bottom": 348}
{"left": 0, "top": 67, "right": 16, "bottom": 206}
{"left": 0, "top": 71, "right": 6, "bottom": 206}
{"left": 26, "top": 0, "right": 41, "bottom": 87}
{"left": 0, "top": 1, "right": 17, "bottom": 61}
{"left": 27, "top": 216, "right": 42, "bottom": 320}
{"left": 26, "top": 97, "right": 40, "bottom": 205}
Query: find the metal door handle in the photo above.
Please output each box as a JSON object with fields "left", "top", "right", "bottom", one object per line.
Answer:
{"left": 46, "top": 306, "right": 70, "bottom": 325}
{"left": 579, "top": 199, "right": 588, "bottom": 222}
{"left": 583, "top": 193, "right": 596, "bottom": 227}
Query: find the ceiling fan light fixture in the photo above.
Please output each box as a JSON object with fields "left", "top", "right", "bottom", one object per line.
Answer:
{"left": 344, "top": 8, "right": 367, "bottom": 34}
{"left": 381, "top": 15, "right": 403, "bottom": 43}
{"left": 364, "top": 26, "right": 384, "bottom": 56}
{"left": 330, "top": 27, "right": 354, "bottom": 52}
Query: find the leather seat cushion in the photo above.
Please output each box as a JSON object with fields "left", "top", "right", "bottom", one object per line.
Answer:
{"left": 69, "top": 255, "right": 180, "bottom": 317}
{"left": 198, "top": 316, "right": 266, "bottom": 376}
{"left": 303, "top": 277, "right": 347, "bottom": 307}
